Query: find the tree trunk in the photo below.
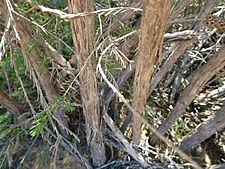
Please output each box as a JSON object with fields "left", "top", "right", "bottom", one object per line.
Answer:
{"left": 68, "top": 0, "right": 106, "bottom": 166}
{"left": 131, "top": 0, "right": 172, "bottom": 143}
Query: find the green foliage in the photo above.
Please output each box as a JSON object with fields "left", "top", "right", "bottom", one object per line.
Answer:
{"left": 34, "top": 0, "right": 67, "bottom": 8}
{"left": 30, "top": 97, "right": 75, "bottom": 137}
{"left": 17, "top": 0, "right": 73, "bottom": 57}
{"left": 17, "top": 1, "right": 31, "bottom": 12}
{"left": 63, "top": 98, "right": 75, "bottom": 113}
{"left": 0, "top": 112, "right": 12, "bottom": 140}
{"left": 0, "top": 50, "right": 35, "bottom": 106}
{"left": 0, "top": 52, "right": 15, "bottom": 89}
{"left": 30, "top": 109, "right": 50, "bottom": 137}
{"left": 171, "top": 120, "right": 189, "bottom": 140}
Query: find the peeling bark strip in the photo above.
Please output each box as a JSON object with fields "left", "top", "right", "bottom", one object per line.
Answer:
{"left": 180, "top": 104, "right": 225, "bottom": 150}
{"left": 150, "top": 45, "right": 225, "bottom": 145}
{"left": 131, "top": 0, "right": 172, "bottom": 143}
{"left": 68, "top": 0, "right": 106, "bottom": 166}
{"left": 0, "top": 1, "right": 68, "bottom": 133}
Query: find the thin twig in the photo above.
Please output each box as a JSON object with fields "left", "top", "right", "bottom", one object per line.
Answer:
{"left": 24, "top": 0, "right": 142, "bottom": 20}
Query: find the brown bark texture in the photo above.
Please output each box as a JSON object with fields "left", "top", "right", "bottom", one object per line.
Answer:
{"left": 180, "top": 104, "right": 225, "bottom": 150}
{"left": 68, "top": 0, "right": 106, "bottom": 166}
{"left": 131, "top": 0, "right": 172, "bottom": 143}
{"left": 0, "top": 90, "right": 26, "bottom": 117}
{"left": 150, "top": 44, "right": 225, "bottom": 145}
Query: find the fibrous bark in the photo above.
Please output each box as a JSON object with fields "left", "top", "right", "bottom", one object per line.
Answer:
{"left": 68, "top": 0, "right": 106, "bottom": 166}
{"left": 131, "top": 0, "right": 172, "bottom": 143}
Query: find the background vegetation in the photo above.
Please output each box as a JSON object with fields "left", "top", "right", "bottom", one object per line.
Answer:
{"left": 0, "top": 0, "right": 224, "bottom": 168}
